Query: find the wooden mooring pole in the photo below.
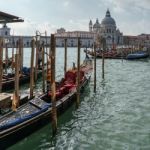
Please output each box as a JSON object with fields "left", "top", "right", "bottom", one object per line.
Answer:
{"left": 30, "top": 39, "right": 35, "bottom": 99}
{"left": 76, "top": 37, "right": 81, "bottom": 108}
{"left": 51, "top": 34, "right": 57, "bottom": 135}
{"left": 12, "top": 36, "right": 15, "bottom": 72}
{"left": 12, "top": 40, "right": 20, "bottom": 111}
{"left": 0, "top": 38, "right": 3, "bottom": 93}
{"left": 42, "top": 42, "right": 45, "bottom": 93}
{"left": 102, "top": 38, "right": 106, "bottom": 79}
{"left": 94, "top": 42, "right": 96, "bottom": 92}
{"left": 5, "top": 41, "right": 8, "bottom": 74}
{"left": 45, "top": 31, "right": 48, "bottom": 63}
{"left": 19, "top": 37, "right": 23, "bottom": 74}
{"left": 64, "top": 38, "right": 67, "bottom": 77}
{"left": 35, "top": 36, "right": 39, "bottom": 81}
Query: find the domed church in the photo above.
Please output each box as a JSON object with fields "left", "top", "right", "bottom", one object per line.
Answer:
{"left": 89, "top": 9, "right": 123, "bottom": 48}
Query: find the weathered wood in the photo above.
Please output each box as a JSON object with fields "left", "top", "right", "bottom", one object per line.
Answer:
{"left": 46, "top": 33, "right": 51, "bottom": 94}
{"left": 42, "top": 42, "right": 45, "bottom": 93}
{"left": 11, "top": 36, "right": 15, "bottom": 71}
{"left": 102, "top": 52, "right": 104, "bottom": 79}
{"left": 102, "top": 38, "right": 106, "bottom": 79}
{"left": 50, "top": 34, "right": 57, "bottom": 135}
{"left": 0, "top": 93, "right": 11, "bottom": 109}
{"left": 45, "top": 31, "right": 48, "bottom": 60}
{"left": 35, "top": 38, "right": 39, "bottom": 81}
{"left": 12, "top": 40, "right": 20, "bottom": 111}
{"left": 64, "top": 38, "right": 67, "bottom": 77}
{"left": 0, "top": 38, "right": 3, "bottom": 93}
{"left": 19, "top": 37, "right": 23, "bottom": 74}
{"left": 30, "top": 39, "right": 35, "bottom": 99}
{"left": 94, "top": 42, "right": 96, "bottom": 92}
{"left": 76, "top": 37, "right": 80, "bottom": 108}
{"left": 5, "top": 42, "right": 8, "bottom": 74}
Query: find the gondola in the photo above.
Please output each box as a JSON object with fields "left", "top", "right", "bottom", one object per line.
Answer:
{"left": 2, "top": 67, "right": 42, "bottom": 91}
{"left": 84, "top": 49, "right": 122, "bottom": 59}
{"left": 126, "top": 51, "right": 149, "bottom": 60}
{"left": 0, "top": 57, "right": 93, "bottom": 149}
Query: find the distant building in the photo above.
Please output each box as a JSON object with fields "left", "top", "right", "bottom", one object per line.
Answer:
{"left": 89, "top": 9, "right": 123, "bottom": 48}
{"left": 0, "top": 24, "right": 50, "bottom": 48}
{"left": 0, "top": 24, "right": 11, "bottom": 36}
{"left": 55, "top": 30, "right": 95, "bottom": 47}
{"left": 57, "top": 28, "right": 66, "bottom": 34}
{"left": 0, "top": 25, "right": 94, "bottom": 48}
{"left": 123, "top": 34, "right": 150, "bottom": 49}
{"left": 0, "top": 9, "right": 149, "bottom": 49}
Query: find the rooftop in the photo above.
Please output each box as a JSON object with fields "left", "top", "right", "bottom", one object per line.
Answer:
{"left": 0, "top": 11, "right": 24, "bottom": 24}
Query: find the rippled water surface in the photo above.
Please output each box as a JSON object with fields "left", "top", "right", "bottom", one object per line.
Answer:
{"left": 8, "top": 48, "right": 150, "bottom": 150}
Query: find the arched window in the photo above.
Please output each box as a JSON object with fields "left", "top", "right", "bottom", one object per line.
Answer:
{"left": 27, "top": 41, "right": 29, "bottom": 46}
{"left": 5, "top": 31, "right": 7, "bottom": 35}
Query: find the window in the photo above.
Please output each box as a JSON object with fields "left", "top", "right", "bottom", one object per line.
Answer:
{"left": 27, "top": 41, "right": 29, "bottom": 46}
{"left": 71, "top": 40, "right": 73, "bottom": 47}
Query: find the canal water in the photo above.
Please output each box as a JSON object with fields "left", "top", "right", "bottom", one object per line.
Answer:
{"left": 6, "top": 48, "right": 150, "bottom": 150}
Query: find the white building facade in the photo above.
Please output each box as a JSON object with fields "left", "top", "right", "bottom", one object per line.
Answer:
{"left": 0, "top": 25, "right": 94, "bottom": 48}
{"left": 89, "top": 9, "right": 123, "bottom": 48}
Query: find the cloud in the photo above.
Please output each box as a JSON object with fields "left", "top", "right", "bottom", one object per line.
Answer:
{"left": 63, "top": 1, "right": 69, "bottom": 7}
{"left": 67, "top": 19, "right": 88, "bottom": 31}
{"left": 0, "top": 0, "right": 150, "bottom": 36}
{"left": 8, "top": 20, "right": 58, "bottom": 36}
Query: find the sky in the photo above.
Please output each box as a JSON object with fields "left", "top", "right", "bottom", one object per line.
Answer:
{"left": 0, "top": 0, "right": 150, "bottom": 36}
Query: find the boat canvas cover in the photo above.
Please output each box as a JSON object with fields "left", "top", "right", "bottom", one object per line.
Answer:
{"left": 0, "top": 98, "right": 50, "bottom": 130}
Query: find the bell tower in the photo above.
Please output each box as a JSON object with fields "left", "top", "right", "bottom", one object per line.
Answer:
{"left": 89, "top": 20, "right": 93, "bottom": 32}
{"left": 0, "top": 23, "right": 11, "bottom": 37}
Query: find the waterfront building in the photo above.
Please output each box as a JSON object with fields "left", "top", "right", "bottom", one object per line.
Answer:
{"left": 123, "top": 34, "right": 150, "bottom": 49}
{"left": 0, "top": 24, "right": 94, "bottom": 48}
{"left": 0, "top": 24, "right": 50, "bottom": 48}
{"left": 55, "top": 30, "right": 95, "bottom": 47}
{"left": 89, "top": 9, "right": 123, "bottom": 48}
{"left": 0, "top": 9, "right": 149, "bottom": 49}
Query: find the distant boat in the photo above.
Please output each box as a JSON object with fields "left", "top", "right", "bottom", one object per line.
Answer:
{"left": 84, "top": 49, "right": 123, "bottom": 59}
{"left": 126, "top": 51, "right": 149, "bottom": 60}
{"left": 2, "top": 67, "right": 42, "bottom": 91}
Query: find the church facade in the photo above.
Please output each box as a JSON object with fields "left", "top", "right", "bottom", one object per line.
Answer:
{"left": 89, "top": 9, "right": 123, "bottom": 49}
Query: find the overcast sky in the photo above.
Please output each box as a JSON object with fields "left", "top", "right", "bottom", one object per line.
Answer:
{"left": 0, "top": 0, "right": 150, "bottom": 36}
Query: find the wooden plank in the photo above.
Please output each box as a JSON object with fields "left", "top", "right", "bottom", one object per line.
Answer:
{"left": 0, "top": 93, "right": 11, "bottom": 108}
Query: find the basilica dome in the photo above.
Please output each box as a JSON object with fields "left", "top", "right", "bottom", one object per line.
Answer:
{"left": 101, "top": 9, "right": 116, "bottom": 26}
